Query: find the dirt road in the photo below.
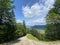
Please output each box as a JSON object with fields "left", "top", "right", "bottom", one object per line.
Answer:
{"left": 8, "top": 36, "right": 60, "bottom": 45}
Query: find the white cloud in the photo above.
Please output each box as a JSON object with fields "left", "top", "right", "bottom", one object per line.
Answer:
{"left": 22, "top": 0, "right": 55, "bottom": 18}
{"left": 45, "top": 0, "right": 55, "bottom": 8}
{"left": 21, "top": 0, "right": 55, "bottom": 25}
{"left": 22, "top": 3, "right": 41, "bottom": 18}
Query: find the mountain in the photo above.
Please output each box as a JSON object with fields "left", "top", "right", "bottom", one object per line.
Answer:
{"left": 31, "top": 25, "right": 46, "bottom": 30}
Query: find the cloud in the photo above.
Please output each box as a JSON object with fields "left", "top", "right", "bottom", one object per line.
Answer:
{"left": 22, "top": 0, "right": 55, "bottom": 18}
{"left": 21, "top": 0, "right": 55, "bottom": 25}
{"left": 26, "top": 18, "right": 46, "bottom": 26}
{"left": 22, "top": 3, "right": 41, "bottom": 18}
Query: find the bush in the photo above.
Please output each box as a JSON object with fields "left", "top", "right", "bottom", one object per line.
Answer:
{"left": 29, "top": 29, "right": 45, "bottom": 40}
{"left": 27, "top": 34, "right": 39, "bottom": 41}
{"left": 45, "top": 23, "right": 60, "bottom": 40}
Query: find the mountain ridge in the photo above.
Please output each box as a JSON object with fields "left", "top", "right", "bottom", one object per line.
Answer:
{"left": 31, "top": 25, "right": 46, "bottom": 29}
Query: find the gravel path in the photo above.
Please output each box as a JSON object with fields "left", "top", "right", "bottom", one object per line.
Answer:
{"left": 9, "top": 36, "right": 60, "bottom": 45}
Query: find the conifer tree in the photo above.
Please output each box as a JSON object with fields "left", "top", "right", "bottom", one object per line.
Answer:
{"left": 23, "top": 20, "right": 26, "bottom": 35}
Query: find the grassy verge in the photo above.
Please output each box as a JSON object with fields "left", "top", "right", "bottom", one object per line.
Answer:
{"left": 27, "top": 34, "right": 39, "bottom": 41}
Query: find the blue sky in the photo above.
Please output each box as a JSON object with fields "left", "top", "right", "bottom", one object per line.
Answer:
{"left": 14, "top": 0, "right": 55, "bottom": 26}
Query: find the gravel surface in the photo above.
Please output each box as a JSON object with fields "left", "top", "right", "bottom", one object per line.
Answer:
{"left": 8, "top": 36, "right": 60, "bottom": 45}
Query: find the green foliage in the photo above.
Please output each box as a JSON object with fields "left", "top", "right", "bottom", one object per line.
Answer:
{"left": 16, "top": 23, "right": 26, "bottom": 37}
{"left": 16, "top": 22, "right": 46, "bottom": 41}
{"left": 54, "top": 0, "right": 60, "bottom": 6}
{"left": 0, "top": 0, "right": 17, "bottom": 43}
{"left": 29, "top": 29, "right": 45, "bottom": 40}
{"left": 45, "top": 24, "right": 57, "bottom": 40}
{"left": 45, "top": 0, "right": 60, "bottom": 40}
{"left": 16, "top": 20, "right": 28, "bottom": 38}
{"left": 27, "top": 34, "right": 39, "bottom": 41}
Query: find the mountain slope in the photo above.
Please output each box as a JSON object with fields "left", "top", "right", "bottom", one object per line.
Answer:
{"left": 31, "top": 25, "right": 46, "bottom": 29}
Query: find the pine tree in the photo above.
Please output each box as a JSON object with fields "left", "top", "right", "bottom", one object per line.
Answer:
{"left": 23, "top": 20, "right": 26, "bottom": 35}
{"left": 23, "top": 20, "right": 26, "bottom": 30}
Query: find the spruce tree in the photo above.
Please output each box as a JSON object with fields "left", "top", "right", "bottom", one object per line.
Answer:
{"left": 23, "top": 20, "right": 26, "bottom": 35}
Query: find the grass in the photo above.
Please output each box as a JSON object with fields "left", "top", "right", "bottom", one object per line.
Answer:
{"left": 39, "top": 30, "right": 45, "bottom": 34}
{"left": 27, "top": 34, "right": 39, "bottom": 41}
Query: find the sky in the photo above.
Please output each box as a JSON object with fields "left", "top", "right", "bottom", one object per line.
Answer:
{"left": 14, "top": 0, "right": 55, "bottom": 26}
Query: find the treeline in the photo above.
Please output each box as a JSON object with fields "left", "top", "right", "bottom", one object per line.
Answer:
{"left": 16, "top": 20, "right": 27, "bottom": 37}
{"left": 16, "top": 21, "right": 45, "bottom": 40}
{"left": 0, "top": 0, "right": 17, "bottom": 43}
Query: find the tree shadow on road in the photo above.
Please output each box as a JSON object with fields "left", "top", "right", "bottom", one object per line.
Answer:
{"left": 9, "top": 39, "right": 21, "bottom": 44}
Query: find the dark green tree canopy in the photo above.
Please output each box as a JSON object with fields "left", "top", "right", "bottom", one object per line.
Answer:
{"left": 46, "top": 0, "right": 60, "bottom": 40}
{"left": 0, "top": 0, "right": 16, "bottom": 43}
